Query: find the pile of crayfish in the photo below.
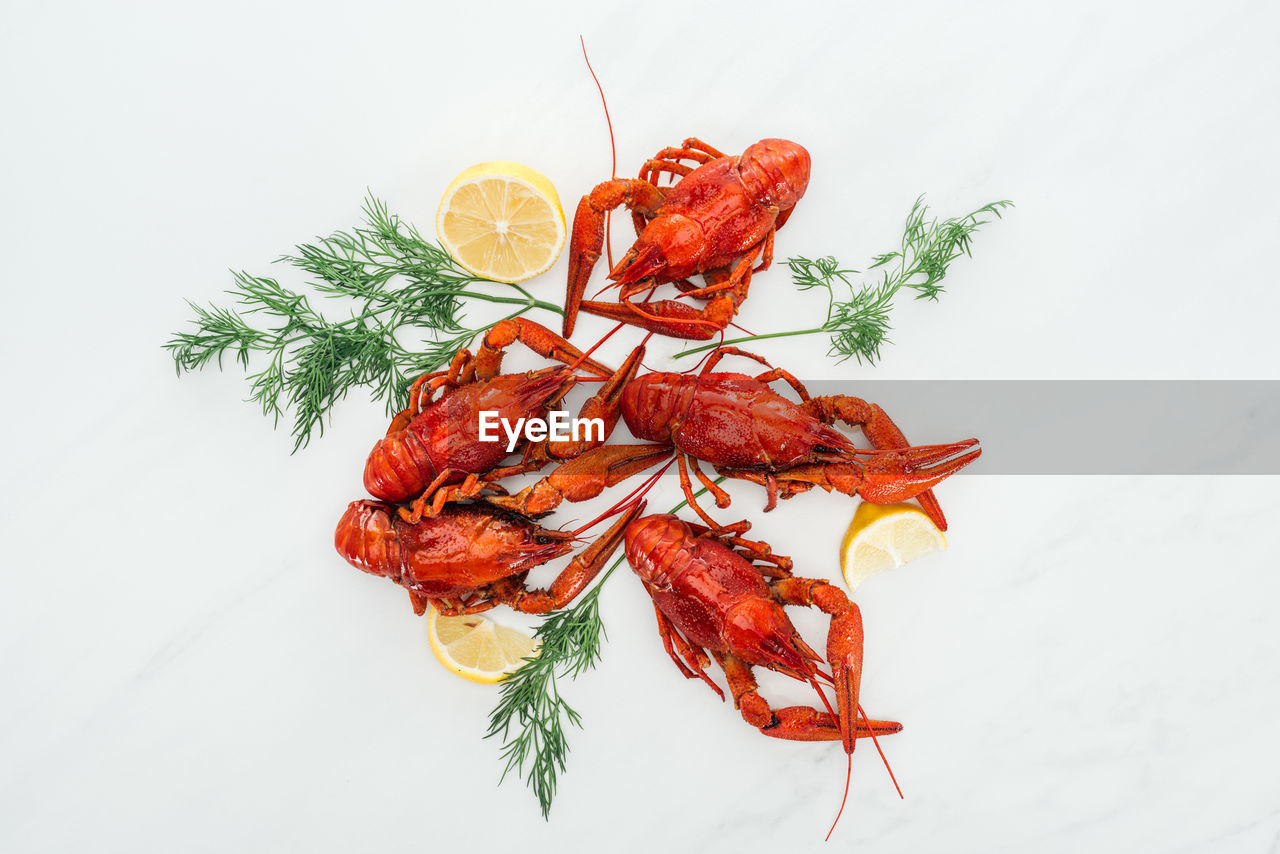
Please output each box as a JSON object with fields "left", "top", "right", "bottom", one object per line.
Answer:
{"left": 332, "top": 138, "right": 981, "bottom": 835}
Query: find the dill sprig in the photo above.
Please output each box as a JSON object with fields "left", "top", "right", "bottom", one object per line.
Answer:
{"left": 165, "top": 195, "right": 563, "bottom": 450}
{"left": 677, "top": 196, "right": 1012, "bottom": 364}
{"left": 485, "top": 573, "right": 609, "bottom": 818}
{"left": 485, "top": 483, "right": 720, "bottom": 818}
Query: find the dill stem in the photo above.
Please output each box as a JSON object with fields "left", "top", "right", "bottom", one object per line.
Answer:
{"left": 675, "top": 326, "right": 828, "bottom": 358}
{"left": 437, "top": 279, "right": 562, "bottom": 315}
{"left": 333, "top": 282, "right": 563, "bottom": 315}
{"left": 257, "top": 292, "right": 559, "bottom": 351}
{"left": 502, "top": 280, "right": 549, "bottom": 307}
{"left": 488, "top": 477, "right": 728, "bottom": 816}
{"left": 466, "top": 291, "right": 564, "bottom": 315}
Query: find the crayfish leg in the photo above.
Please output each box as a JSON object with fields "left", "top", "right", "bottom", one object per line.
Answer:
{"left": 770, "top": 578, "right": 867, "bottom": 755}
{"left": 576, "top": 295, "right": 733, "bottom": 341}
{"left": 506, "top": 501, "right": 645, "bottom": 614}
{"left": 714, "top": 651, "right": 900, "bottom": 743}
{"left": 802, "top": 394, "right": 967, "bottom": 531}
{"left": 650, "top": 600, "right": 724, "bottom": 700}
{"left": 564, "top": 178, "right": 666, "bottom": 338}
{"left": 477, "top": 316, "right": 614, "bottom": 379}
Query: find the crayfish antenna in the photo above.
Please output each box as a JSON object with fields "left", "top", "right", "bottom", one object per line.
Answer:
{"left": 825, "top": 754, "right": 853, "bottom": 843}
{"left": 580, "top": 35, "right": 616, "bottom": 271}
{"left": 567, "top": 320, "right": 627, "bottom": 374}
{"left": 809, "top": 675, "right": 854, "bottom": 841}
{"left": 569, "top": 458, "right": 674, "bottom": 536}
{"left": 859, "top": 701, "right": 903, "bottom": 801}
{"left": 810, "top": 678, "right": 903, "bottom": 840}
{"left": 683, "top": 328, "right": 727, "bottom": 375}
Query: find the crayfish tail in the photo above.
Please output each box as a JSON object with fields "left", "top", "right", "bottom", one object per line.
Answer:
{"left": 334, "top": 500, "right": 403, "bottom": 582}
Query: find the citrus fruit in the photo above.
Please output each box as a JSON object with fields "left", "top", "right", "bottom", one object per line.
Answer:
{"left": 436, "top": 161, "right": 566, "bottom": 283}
{"left": 839, "top": 502, "right": 947, "bottom": 591}
{"left": 426, "top": 607, "right": 538, "bottom": 684}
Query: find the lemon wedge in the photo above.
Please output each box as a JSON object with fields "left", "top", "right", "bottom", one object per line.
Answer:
{"left": 436, "top": 161, "right": 566, "bottom": 283}
{"left": 839, "top": 502, "right": 947, "bottom": 591}
{"left": 426, "top": 607, "right": 538, "bottom": 684}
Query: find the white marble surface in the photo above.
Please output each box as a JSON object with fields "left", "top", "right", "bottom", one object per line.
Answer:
{"left": 3, "top": 1, "right": 1280, "bottom": 851}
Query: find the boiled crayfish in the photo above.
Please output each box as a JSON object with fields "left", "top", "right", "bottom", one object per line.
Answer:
{"left": 563, "top": 137, "right": 810, "bottom": 340}
{"left": 492, "top": 344, "right": 980, "bottom": 531}
{"left": 623, "top": 512, "right": 902, "bottom": 835}
{"left": 339, "top": 317, "right": 657, "bottom": 615}
{"left": 334, "top": 498, "right": 643, "bottom": 616}
{"left": 362, "top": 317, "right": 632, "bottom": 522}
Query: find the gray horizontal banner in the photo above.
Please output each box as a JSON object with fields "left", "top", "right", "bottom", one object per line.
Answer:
{"left": 786, "top": 380, "right": 1280, "bottom": 474}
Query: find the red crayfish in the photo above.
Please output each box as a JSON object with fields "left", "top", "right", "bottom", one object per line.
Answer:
{"left": 334, "top": 498, "right": 644, "bottom": 616}
{"left": 339, "top": 317, "right": 663, "bottom": 615}
{"left": 362, "top": 317, "right": 632, "bottom": 520}
{"left": 563, "top": 137, "right": 810, "bottom": 340}
{"left": 624, "top": 513, "right": 902, "bottom": 837}
{"left": 493, "top": 344, "right": 980, "bottom": 531}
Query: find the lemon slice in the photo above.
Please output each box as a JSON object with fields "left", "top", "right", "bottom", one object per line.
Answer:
{"left": 839, "top": 502, "right": 947, "bottom": 591}
{"left": 436, "top": 161, "right": 566, "bottom": 283}
{"left": 426, "top": 607, "right": 538, "bottom": 684}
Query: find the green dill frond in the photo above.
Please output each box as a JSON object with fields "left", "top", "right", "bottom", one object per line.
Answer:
{"left": 485, "top": 480, "right": 726, "bottom": 819}
{"left": 677, "top": 196, "right": 1012, "bottom": 364}
{"left": 828, "top": 279, "right": 897, "bottom": 364}
{"left": 876, "top": 196, "right": 1014, "bottom": 302}
{"left": 789, "top": 255, "right": 858, "bottom": 294}
{"left": 484, "top": 573, "right": 612, "bottom": 819}
{"left": 164, "top": 194, "right": 563, "bottom": 451}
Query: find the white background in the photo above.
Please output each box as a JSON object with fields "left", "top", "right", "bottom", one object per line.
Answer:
{"left": 3, "top": 1, "right": 1279, "bottom": 851}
